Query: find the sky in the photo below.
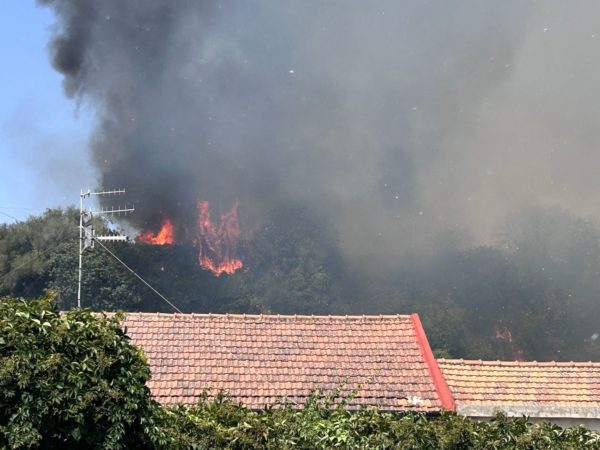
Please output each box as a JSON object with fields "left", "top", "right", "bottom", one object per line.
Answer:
{"left": 0, "top": 2, "right": 94, "bottom": 223}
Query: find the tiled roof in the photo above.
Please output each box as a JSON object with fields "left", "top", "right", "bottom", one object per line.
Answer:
{"left": 438, "top": 359, "right": 600, "bottom": 418}
{"left": 119, "top": 313, "right": 454, "bottom": 411}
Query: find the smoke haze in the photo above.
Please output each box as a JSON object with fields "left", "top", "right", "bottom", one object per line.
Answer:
{"left": 39, "top": 0, "right": 600, "bottom": 267}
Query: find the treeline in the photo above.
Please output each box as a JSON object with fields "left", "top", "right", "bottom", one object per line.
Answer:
{"left": 2, "top": 297, "right": 599, "bottom": 449}
{"left": 1, "top": 205, "right": 600, "bottom": 361}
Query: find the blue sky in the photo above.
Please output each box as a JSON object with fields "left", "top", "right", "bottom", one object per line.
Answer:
{"left": 0, "top": 2, "right": 94, "bottom": 223}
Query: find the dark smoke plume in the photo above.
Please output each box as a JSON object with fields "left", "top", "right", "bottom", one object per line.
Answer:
{"left": 40, "top": 0, "right": 600, "bottom": 267}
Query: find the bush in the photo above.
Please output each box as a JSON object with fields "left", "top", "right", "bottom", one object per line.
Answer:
{"left": 150, "top": 392, "right": 600, "bottom": 449}
{"left": 0, "top": 296, "right": 155, "bottom": 449}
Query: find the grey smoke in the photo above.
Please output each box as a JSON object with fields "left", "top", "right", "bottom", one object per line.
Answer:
{"left": 3, "top": 94, "right": 93, "bottom": 209}
{"left": 39, "top": 0, "right": 600, "bottom": 267}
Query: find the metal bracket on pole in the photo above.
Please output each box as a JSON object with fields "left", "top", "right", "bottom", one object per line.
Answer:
{"left": 96, "top": 235, "right": 129, "bottom": 242}
{"left": 83, "top": 225, "right": 95, "bottom": 250}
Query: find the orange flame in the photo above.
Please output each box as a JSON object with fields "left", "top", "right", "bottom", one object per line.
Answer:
{"left": 136, "top": 200, "right": 243, "bottom": 276}
{"left": 196, "top": 200, "right": 243, "bottom": 276}
{"left": 494, "top": 321, "right": 524, "bottom": 360}
{"left": 494, "top": 323, "right": 513, "bottom": 343}
{"left": 138, "top": 218, "right": 174, "bottom": 245}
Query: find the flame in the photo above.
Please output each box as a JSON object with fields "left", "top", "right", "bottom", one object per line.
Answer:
{"left": 138, "top": 218, "right": 174, "bottom": 245}
{"left": 196, "top": 200, "right": 243, "bottom": 276}
{"left": 136, "top": 200, "right": 243, "bottom": 276}
{"left": 494, "top": 323, "right": 513, "bottom": 343}
{"left": 494, "top": 321, "right": 524, "bottom": 360}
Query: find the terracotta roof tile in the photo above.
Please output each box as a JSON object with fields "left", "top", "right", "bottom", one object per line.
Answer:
{"left": 438, "top": 358, "right": 600, "bottom": 418}
{"left": 118, "top": 313, "right": 453, "bottom": 411}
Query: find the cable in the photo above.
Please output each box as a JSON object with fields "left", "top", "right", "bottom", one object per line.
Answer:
{"left": 0, "top": 210, "right": 20, "bottom": 222}
{"left": 0, "top": 255, "right": 37, "bottom": 284}
{"left": 93, "top": 238, "right": 183, "bottom": 313}
{"left": 0, "top": 206, "right": 49, "bottom": 223}
{"left": 0, "top": 206, "right": 45, "bottom": 211}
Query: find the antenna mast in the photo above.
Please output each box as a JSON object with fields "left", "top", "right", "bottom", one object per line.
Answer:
{"left": 77, "top": 189, "right": 134, "bottom": 308}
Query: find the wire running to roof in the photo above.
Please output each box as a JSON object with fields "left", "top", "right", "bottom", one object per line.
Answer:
{"left": 93, "top": 237, "right": 182, "bottom": 313}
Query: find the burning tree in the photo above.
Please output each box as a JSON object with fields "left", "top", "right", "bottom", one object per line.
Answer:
{"left": 137, "top": 200, "right": 243, "bottom": 277}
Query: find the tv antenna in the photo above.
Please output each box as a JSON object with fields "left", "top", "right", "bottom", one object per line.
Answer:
{"left": 77, "top": 188, "right": 134, "bottom": 308}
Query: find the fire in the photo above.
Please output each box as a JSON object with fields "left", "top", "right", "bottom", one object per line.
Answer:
{"left": 138, "top": 218, "right": 174, "bottom": 245}
{"left": 494, "top": 321, "right": 524, "bottom": 361}
{"left": 196, "top": 200, "right": 243, "bottom": 276}
{"left": 494, "top": 322, "right": 513, "bottom": 343}
{"left": 136, "top": 200, "right": 243, "bottom": 276}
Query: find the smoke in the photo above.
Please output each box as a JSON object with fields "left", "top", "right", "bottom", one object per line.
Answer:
{"left": 39, "top": 0, "right": 600, "bottom": 267}
{"left": 3, "top": 94, "right": 93, "bottom": 208}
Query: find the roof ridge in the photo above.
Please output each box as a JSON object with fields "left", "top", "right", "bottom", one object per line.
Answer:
{"left": 411, "top": 313, "right": 455, "bottom": 411}
{"left": 113, "top": 312, "right": 414, "bottom": 320}
{"left": 438, "top": 358, "right": 600, "bottom": 367}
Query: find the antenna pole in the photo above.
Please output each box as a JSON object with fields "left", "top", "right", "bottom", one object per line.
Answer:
{"left": 77, "top": 188, "right": 133, "bottom": 308}
{"left": 77, "top": 189, "right": 84, "bottom": 308}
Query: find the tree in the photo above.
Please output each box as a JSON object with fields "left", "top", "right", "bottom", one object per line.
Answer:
{"left": 0, "top": 296, "right": 155, "bottom": 449}
{"left": 47, "top": 240, "right": 144, "bottom": 311}
{"left": 0, "top": 208, "right": 79, "bottom": 299}
{"left": 234, "top": 204, "right": 345, "bottom": 314}
{"left": 0, "top": 208, "right": 147, "bottom": 312}
{"left": 500, "top": 205, "right": 600, "bottom": 359}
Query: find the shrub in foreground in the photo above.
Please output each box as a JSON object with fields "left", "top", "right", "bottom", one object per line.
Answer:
{"left": 0, "top": 296, "right": 155, "bottom": 449}
{"left": 150, "top": 392, "right": 600, "bottom": 449}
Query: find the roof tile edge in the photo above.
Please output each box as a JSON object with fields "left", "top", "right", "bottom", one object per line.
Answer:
{"left": 114, "top": 312, "right": 414, "bottom": 321}
{"left": 437, "top": 358, "right": 600, "bottom": 368}
{"left": 411, "top": 314, "right": 456, "bottom": 411}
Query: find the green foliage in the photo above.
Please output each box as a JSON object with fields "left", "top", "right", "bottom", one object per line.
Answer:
{"left": 148, "top": 393, "right": 600, "bottom": 449}
{"left": 0, "top": 208, "right": 144, "bottom": 311}
{"left": 499, "top": 205, "right": 600, "bottom": 360}
{"left": 47, "top": 239, "right": 144, "bottom": 311}
{"left": 233, "top": 205, "right": 345, "bottom": 314}
{"left": 0, "top": 296, "right": 155, "bottom": 449}
{"left": 0, "top": 208, "right": 78, "bottom": 299}
{"left": 2, "top": 205, "right": 600, "bottom": 361}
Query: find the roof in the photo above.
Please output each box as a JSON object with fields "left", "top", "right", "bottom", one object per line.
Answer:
{"left": 119, "top": 312, "right": 454, "bottom": 411}
{"left": 438, "top": 359, "right": 600, "bottom": 418}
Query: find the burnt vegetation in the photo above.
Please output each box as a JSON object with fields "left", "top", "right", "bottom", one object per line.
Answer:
{"left": 1, "top": 204, "right": 600, "bottom": 362}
